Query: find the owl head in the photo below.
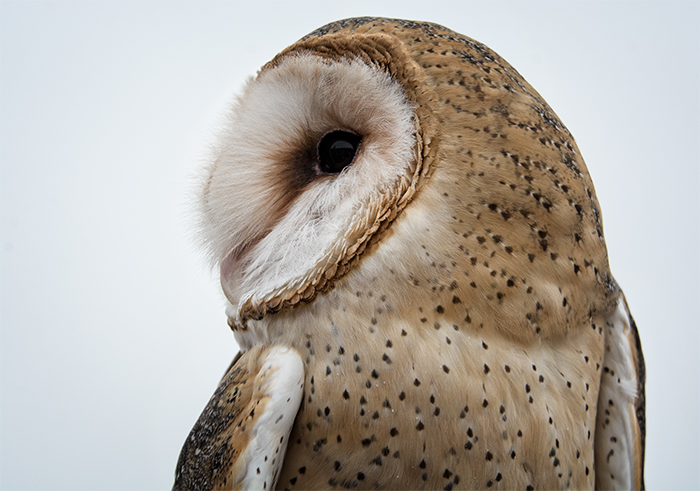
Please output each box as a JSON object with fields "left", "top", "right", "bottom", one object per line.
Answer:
{"left": 197, "top": 18, "right": 614, "bottom": 336}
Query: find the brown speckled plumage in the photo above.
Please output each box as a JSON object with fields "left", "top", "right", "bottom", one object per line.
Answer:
{"left": 175, "top": 18, "right": 645, "bottom": 490}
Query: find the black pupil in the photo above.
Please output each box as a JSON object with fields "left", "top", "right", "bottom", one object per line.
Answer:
{"left": 318, "top": 130, "right": 361, "bottom": 174}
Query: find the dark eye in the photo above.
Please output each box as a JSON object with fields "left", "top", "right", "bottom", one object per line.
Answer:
{"left": 317, "top": 130, "right": 362, "bottom": 174}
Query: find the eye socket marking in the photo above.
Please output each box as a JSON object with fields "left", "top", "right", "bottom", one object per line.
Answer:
{"left": 317, "top": 130, "right": 362, "bottom": 174}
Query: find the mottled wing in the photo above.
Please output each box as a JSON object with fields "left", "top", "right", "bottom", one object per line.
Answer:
{"left": 174, "top": 345, "right": 305, "bottom": 491}
{"left": 595, "top": 295, "right": 646, "bottom": 489}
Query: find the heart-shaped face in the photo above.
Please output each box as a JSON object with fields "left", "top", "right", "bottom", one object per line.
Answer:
{"left": 199, "top": 49, "right": 430, "bottom": 329}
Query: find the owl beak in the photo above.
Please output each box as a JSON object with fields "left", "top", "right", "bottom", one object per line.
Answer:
{"left": 220, "top": 248, "right": 243, "bottom": 305}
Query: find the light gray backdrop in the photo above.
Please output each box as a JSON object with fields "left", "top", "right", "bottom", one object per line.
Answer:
{"left": 1, "top": 1, "right": 698, "bottom": 489}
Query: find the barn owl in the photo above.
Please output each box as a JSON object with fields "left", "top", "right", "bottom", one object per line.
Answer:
{"left": 174, "top": 18, "right": 645, "bottom": 490}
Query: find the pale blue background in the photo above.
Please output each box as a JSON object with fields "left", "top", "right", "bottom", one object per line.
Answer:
{"left": 1, "top": 1, "right": 698, "bottom": 489}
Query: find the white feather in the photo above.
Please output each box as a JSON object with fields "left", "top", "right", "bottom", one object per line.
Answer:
{"left": 236, "top": 346, "right": 304, "bottom": 490}
{"left": 594, "top": 299, "right": 642, "bottom": 489}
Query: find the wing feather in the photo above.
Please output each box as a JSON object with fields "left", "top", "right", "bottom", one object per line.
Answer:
{"left": 595, "top": 294, "right": 646, "bottom": 490}
{"left": 174, "top": 345, "right": 304, "bottom": 490}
